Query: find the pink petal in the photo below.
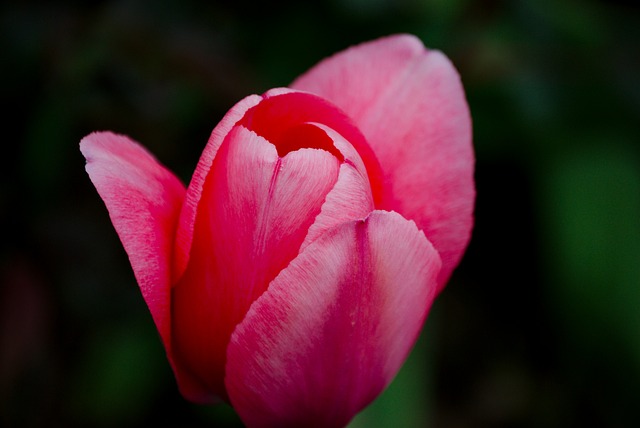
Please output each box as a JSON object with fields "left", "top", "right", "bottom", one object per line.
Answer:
{"left": 171, "top": 125, "right": 341, "bottom": 401}
{"left": 173, "top": 90, "right": 386, "bottom": 283}
{"left": 312, "top": 122, "right": 370, "bottom": 179}
{"left": 226, "top": 211, "right": 441, "bottom": 428}
{"left": 239, "top": 91, "right": 386, "bottom": 206}
{"left": 291, "top": 34, "right": 474, "bottom": 290}
{"left": 173, "top": 94, "right": 263, "bottom": 283}
{"left": 300, "top": 123, "right": 375, "bottom": 250}
{"left": 80, "top": 132, "right": 210, "bottom": 402}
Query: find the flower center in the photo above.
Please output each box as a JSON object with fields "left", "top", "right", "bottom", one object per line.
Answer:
{"left": 273, "top": 123, "right": 344, "bottom": 160}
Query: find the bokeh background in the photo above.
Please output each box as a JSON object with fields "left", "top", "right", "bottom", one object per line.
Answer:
{"left": 2, "top": 0, "right": 639, "bottom": 426}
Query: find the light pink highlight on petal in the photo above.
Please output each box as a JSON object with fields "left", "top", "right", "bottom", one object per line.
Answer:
{"left": 226, "top": 211, "right": 441, "bottom": 428}
{"left": 263, "top": 87, "right": 297, "bottom": 97}
{"left": 80, "top": 132, "right": 211, "bottom": 402}
{"left": 301, "top": 162, "right": 374, "bottom": 251}
{"left": 292, "top": 34, "right": 474, "bottom": 290}
{"left": 173, "top": 94, "right": 263, "bottom": 283}
{"left": 171, "top": 125, "right": 341, "bottom": 401}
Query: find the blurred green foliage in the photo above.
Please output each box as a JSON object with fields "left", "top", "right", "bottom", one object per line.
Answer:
{"left": 1, "top": 0, "right": 639, "bottom": 427}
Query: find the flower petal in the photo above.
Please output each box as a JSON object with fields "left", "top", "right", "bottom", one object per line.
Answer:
{"left": 240, "top": 91, "right": 385, "bottom": 206}
{"left": 299, "top": 123, "right": 375, "bottom": 250}
{"left": 226, "top": 211, "right": 441, "bottom": 428}
{"left": 173, "top": 94, "right": 263, "bottom": 283}
{"left": 291, "top": 34, "right": 474, "bottom": 290}
{"left": 171, "top": 125, "right": 341, "bottom": 401}
{"left": 80, "top": 132, "right": 210, "bottom": 401}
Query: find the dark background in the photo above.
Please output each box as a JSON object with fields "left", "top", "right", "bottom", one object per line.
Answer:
{"left": 2, "top": 0, "right": 639, "bottom": 426}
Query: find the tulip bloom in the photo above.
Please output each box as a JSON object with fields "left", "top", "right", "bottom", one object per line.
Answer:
{"left": 81, "top": 34, "right": 473, "bottom": 427}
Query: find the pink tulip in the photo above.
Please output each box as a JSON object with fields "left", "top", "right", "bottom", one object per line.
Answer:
{"left": 80, "top": 34, "right": 474, "bottom": 427}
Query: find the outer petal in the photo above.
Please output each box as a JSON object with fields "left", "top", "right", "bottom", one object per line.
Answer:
{"left": 171, "top": 126, "right": 341, "bottom": 401}
{"left": 291, "top": 34, "right": 474, "bottom": 290}
{"left": 80, "top": 132, "right": 209, "bottom": 401}
{"left": 225, "top": 211, "right": 441, "bottom": 428}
